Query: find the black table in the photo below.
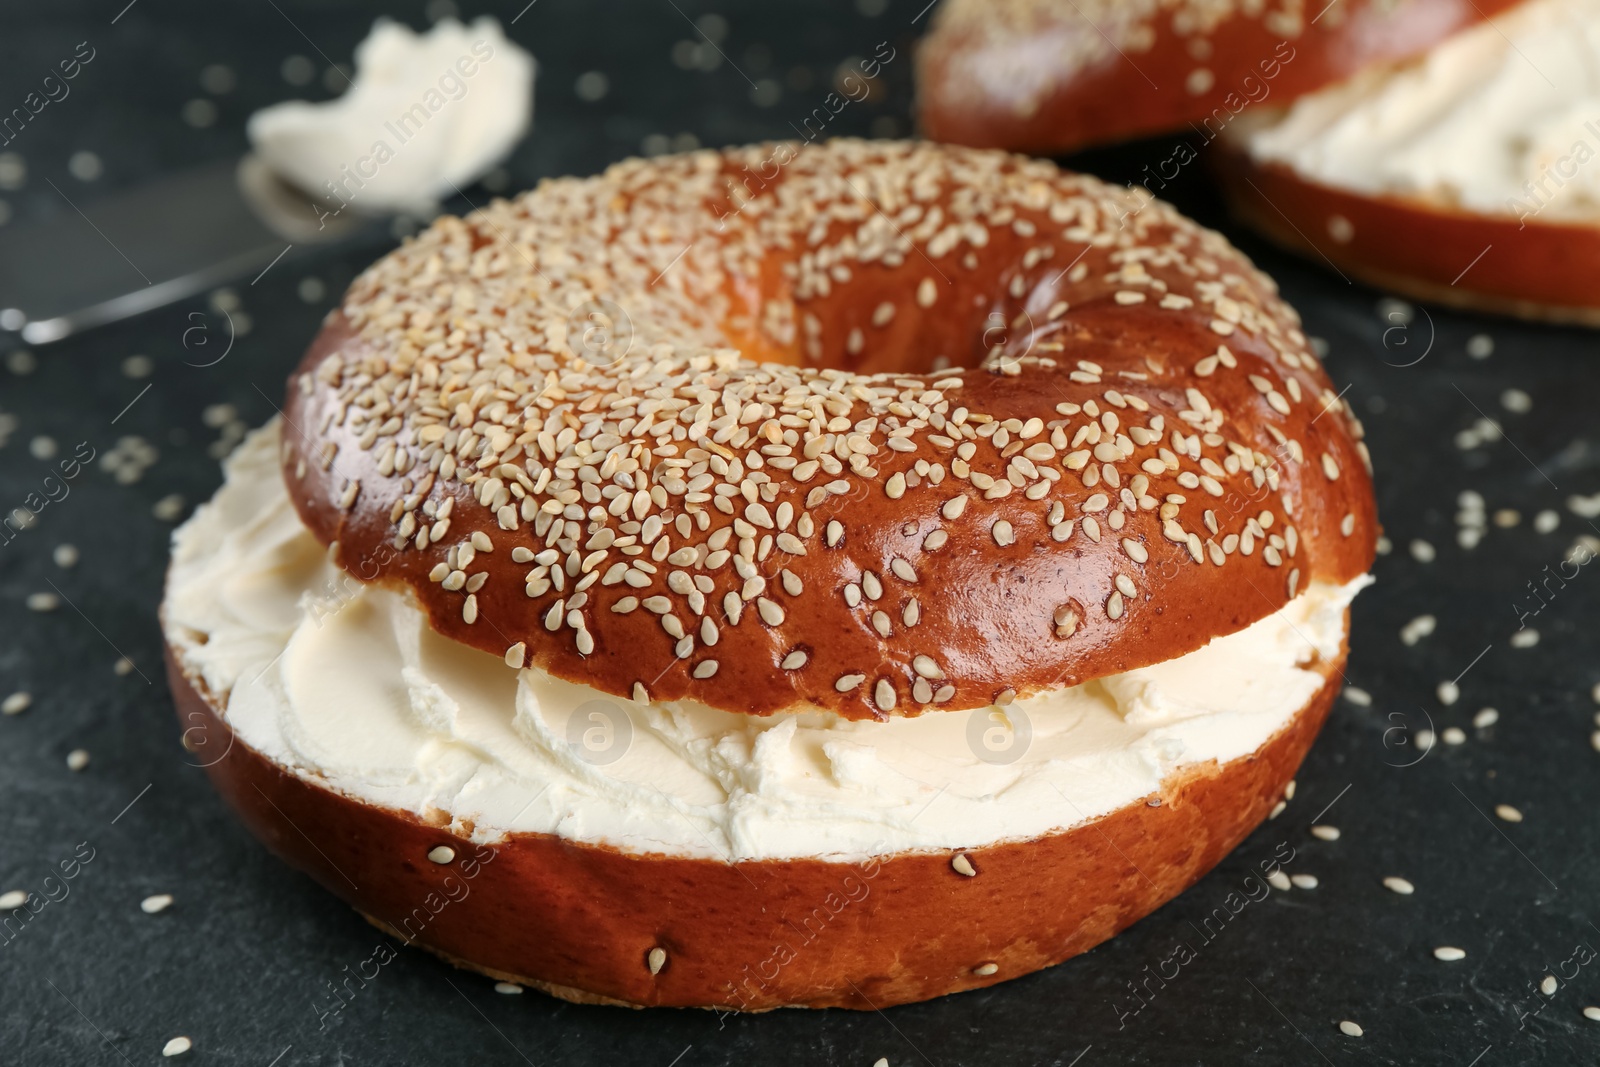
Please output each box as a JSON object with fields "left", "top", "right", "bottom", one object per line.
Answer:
{"left": 2, "top": 2, "right": 1597, "bottom": 1064}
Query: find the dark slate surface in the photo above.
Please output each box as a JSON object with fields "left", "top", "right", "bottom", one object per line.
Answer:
{"left": 1, "top": 1, "right": 1598, "bottom": 1064}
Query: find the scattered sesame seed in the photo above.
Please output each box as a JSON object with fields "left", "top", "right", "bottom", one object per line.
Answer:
{"left": 1437, "top": 681, "right": 1460, "bottom": 706}
{"left": 1473, "top": 708, "right": 1499, "bottom": 729}
{"left": 0, "top": 890, "right": 26, "bottom": 910}
{"left": 152, "top": 494, "right": 186, "bottom": 522}
{"left": 1410, "top": 539, "right": 1436, "bottom": 563}
{"left": 1266, "top": 870, "right": 1291, "bottom": 891}
{"left": 1343, "top": 686, "right": 1372, "bottom": 707}
{"left": 951, "top": 853, "right": 976, "bottom": 877}
{"left": 141, "top": 894, "right": 174, "bottom": 914}
{"left": 1433, "top": 946, "right": 1466, "bottom": 962}
{"left": 1338, "top": 1020, "right": 1362, "bottom": 1038}
{"left": 1466, "top": 334, "right": 1494, "bottom": 359}
{"left": 1510, "top": 628, "right": 1539, "bottom": 648}
{"left": 1500, "top": 388, "right": 1532, "bottom": 414}
{"left": 1441, "top": 727, "right": 1466, "bottom": 746}
{"left": 25, "top": 592, "right": 59, "bottom": 612}
{"left": 66, "top": 749, "right": 89, "bottom": 771}
{"left": 1541, "top": 975, "right": 1558, "bottom": 996}
{"left": 1290, "top": 874, "right": 1318, "bottom": 889}
{"left": 2, "top": 692, "right": 31, "bottom": 715}
{"left": 1400, "top": 615, "right": 1436, "bottom": 646}
{"left": 1383, "top": 876, "right": 1415, "bottom": 895}
{"left": 53, "top": 544, "right": 79, "bottom": 569}
{"left": 1310, "top": 825, "right": 1340, "bottom": 841}
{"left": 1269, "top": 799, "right": 1286, "bottom": 819}
{"left": 648, "top": 946, "right": 667, "bottom": 975}
{"left": 494, "top": 982, "right": 523, "bottom": 994}
{"left": 427, "top": 846, "right": 456, "bottom": 864}
{"left": 1584, "top": 1006, "right": 1600, "bottom": 1021}
{"left": 1416, "top": 729, "right": 1435, "bottom": 751}
{"left": 1495, "top": 804, "right": 1523, "bottom": 823}
{"left": 162, "top": 1036, "right": 192, "bottom": 1058}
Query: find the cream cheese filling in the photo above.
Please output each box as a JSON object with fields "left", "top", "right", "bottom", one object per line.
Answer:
{"left": 165, "top": 421, "right": 1367, "bottom": 862}
{"left": 1244, "top": 0, "right": 1600, "bottom": 221}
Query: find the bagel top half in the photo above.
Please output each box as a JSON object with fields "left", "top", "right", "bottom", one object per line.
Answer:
{"left": 280, "top": 139, "right": 1377, "bottom": 721}
{"left": 915, "top": 0, "right": 1525, "bottom": 154}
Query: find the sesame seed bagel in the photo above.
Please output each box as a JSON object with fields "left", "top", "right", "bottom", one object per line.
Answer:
{"left": 915, "top": 0, "right": 1523, "bottom": 155}
{"left": 281, "top": 139, "right": 1376, "bottom": 720}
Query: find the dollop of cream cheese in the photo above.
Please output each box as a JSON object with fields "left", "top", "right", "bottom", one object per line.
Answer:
{"left": 165, "top": 422, "right": 1367, "bottom": 862}
{"left": 248, "top": 18, "right": 534, "bottom": 215}
{"left": 1245, "top": 0, "right": 1600, "bottom": 220}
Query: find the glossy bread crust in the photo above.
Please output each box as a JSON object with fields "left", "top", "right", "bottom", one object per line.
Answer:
{"left": 1214, "top": 145, "right": 1600, "bottom": 326}
{"left": 279, "top": 141, "right": 1376, "bottom": 720}
{"left": 166, "top": 633, "right": 1344, "bottom": 1010}
{"left": 915, "top": 0, "right": 1525, "bottom": 155}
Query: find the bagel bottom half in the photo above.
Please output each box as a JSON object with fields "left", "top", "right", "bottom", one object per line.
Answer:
{"left": 165, "top": 654, "right": 1340, "bottom": 1011}
{"left": 165, "top": 652, "right": 1337, "bottom": 1011}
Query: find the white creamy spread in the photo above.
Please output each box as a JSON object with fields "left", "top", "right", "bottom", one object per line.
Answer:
{"left": 248, "top": 18, "right": 534, "bottom": 215}
{"left": 1245, "top": 0, "right": 1600, "bottom": 220}
{"left": 165, "top": 423, "right": 1366, "bottom": 862}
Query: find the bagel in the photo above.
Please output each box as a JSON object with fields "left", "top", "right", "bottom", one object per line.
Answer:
{"left": 1216, "top": 0, "right": 1600, "bottom": 325}
{"left": 915, "top": 0, "right": 1524, "bottom": 155}
{"left": 163, "top": 139, "right": 1377, "bottom": 1009}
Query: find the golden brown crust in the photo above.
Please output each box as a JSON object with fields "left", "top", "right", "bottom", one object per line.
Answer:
{"left": 280, "top": 141, "right": 1376, "bottom": 720}
{"left": 166, "top": 633, "right": 1345, "bottom": 1011}
{"left": 915, "top": 0, "right": 1524, "bottom": 155}
{"left": 1213, "top": 145, "right": 1600, "bottom": 326}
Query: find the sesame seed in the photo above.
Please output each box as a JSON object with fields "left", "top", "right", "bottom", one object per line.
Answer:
{"left": 2, "top": 692, "right": 31, "bottom": 716}
{"left": 836, "top": 674, "right": 865, "bottom": 692}
{"left": 1541, "top": 975, "right": 1558, "bottom": 995}
{"left": 973, "top": 962, "right": 999, "bottom": 976}
{"left": 1437, "top": 681, "right": 1459, "bottom": 706}
{"left": 66, "top": 749, "right": 90, "bottom": 771}
{"left": 495, "top": 982, "right": 524, "bottom": 994}
{"left": 1441, "top": 726, "right": 1466, "bottom": 745}
{"left": 693, "top": 660, "right": 719, "bottom": 679}
{"left": 505, "top": 642, "right": 527, "bottom": 669}
{"left": 1338, "top": 1021, "right": 1362, "bottom": 1038}
{"left": 1433, "top": 946, "right": 1466, "bottom": 962}
{"left": 1344, "top": 686, "right": 1372, "bottom": 706}
{"left": 141, "top": 893, "right": 175, "bottom": 914}
{"left": 1266, "top": 870, "right": 1291, "bottom": 891}
{"left": 0, "top": 890, "right": 25, "bottom": 910}
{"left": 1290, "top": 873, "right": 1318, "bottom": 889}
{"left": 1495, "top": 804, "right": 1523, "bottom": 823}
{"left": 162, "top": 1036, "right": 192, "bottom": 1058}
{"left": 992, "top": 520, "right": 1014, "bottom": 546}
{"left": 781, "top": 651, "right": 807, "bottom": 669}
{"left": 648, "top": 946, "right": 667, "bottom": 975}
{"left": 951, "top": 853, "right": 976, "bottom": 877}
{"left": 428, "top": 846, "right": 456, "bottom": 864}
{"left": 53, "top": 544, "right": 79, "bottom": 568}
{"left": 25, "top": 592, "right": 59, "bottom": 613}
{"left": 1584, "top": 1006, "right": 1600, "bottom": 1021}
{"left": 1310, "top": 825, "right": 1340, "bottom": 841}
{"left": 874, "top": 678, "right": 896, "bottom": 710}
{"left": 1383, "top": 876, "right": 1415, "bottom": 895}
